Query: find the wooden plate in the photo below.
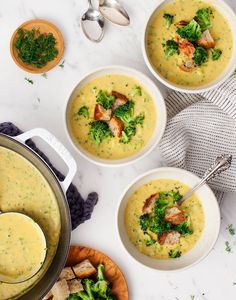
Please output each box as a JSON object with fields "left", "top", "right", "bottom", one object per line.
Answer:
{"left": 10, "top": 19, "right": 64, "bottom": 73}
{"left": 67, "top": 245, "right": 129, "bottom": 300}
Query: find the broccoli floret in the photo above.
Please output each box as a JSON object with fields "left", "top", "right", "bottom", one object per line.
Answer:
{"left": 83, "top": 279, "right": 95, "bottom": 300}
{"left": 144, "top": 232, "right": 156, "bottom": 246}
{"left": 134, "top": 113, "right": 145, "bottom": 126}
{"left": 89, "top": 121, "right": 112, "bottom": 144}
{"left": 163, "top": 13, "right": 174, "bottom": 29}
{"left": 77, "top": 291, "right": 91, "bottom": 300}
{"left": 176, "top": 19, "right": 202, "bottom": 42}
{"left": 96, "top": 90, "right": 115, "bottom": 109}
{"left": 163, "top": 40, "right": 179, "bottom": 58}
{"left": 92, "top": 264, "right": 109, "bottom": 298}
{"left": 78, "top": 106, "right": 89, "bottom": 118}
{"left": 139, "top": 214, "right": 150, "bottom": 231}
{"left": 174, "top": 220, "right": 193, "bottom": 235}
{"left": 149, "top": 216, "right": 172, "bottom": 235}
{"left": 195, "top": 7, "right": 212, "bottom": 31}
{"left": 113, "top": 100, "right": 134, "bottom": 125}
{"left": 168, "top": 249, "right": 182, "bottom": 258}
{"left": 193, "top": 46, "right": 208, "bottom": 66}
{"left": 68, "top": 294, "right": 80, "bottom": 300}
{"left": 120, "top": 125, "right": 136, "bottom": 144}
{"left": 132, "top": 85, "right": 142, "bottom": 96}
{"left": 211, "top": 48, "right": 222, "bottom": 61}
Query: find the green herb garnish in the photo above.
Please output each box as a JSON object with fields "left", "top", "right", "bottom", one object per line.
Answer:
{"left": 225, "top": 241, "right": 232, "bottom": 253}
{"left": 59, "top": 60, "right": 65, "bottom": 68}
{"left": 227, "top": 224, "right": 235, "bottom": 236}
{"left": 14, "top": 28, "right": 58, "bottom": 68}
{"left": 163, "top": 13, "right": 174, "bottom": 29}
{"left": 41, "top": 73, "right": 48, "bottom": 79}
{"left": 211, "top": 49, "right": 222, "bottom": 61}
{"left": 78, "top": 106, "right": 89, "bottom": 119}
{"left": 168, "top": 249, "right": 182, "bottom": 258}
{"left": 24, "top": 77, "right": 34, "bottom": 84}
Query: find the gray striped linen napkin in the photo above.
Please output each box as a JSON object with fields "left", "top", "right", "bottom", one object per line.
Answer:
{"left": 159, "top": 71, "right": 236, "bottom": 203}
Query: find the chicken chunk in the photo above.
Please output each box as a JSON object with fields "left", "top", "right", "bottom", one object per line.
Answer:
{"left": 111, "top": 91, "right": 128, "bottom": 110}
{"left": 158, "top": 231, "right": 181, "bottom": 245}
{"left": 165, "top": 206, "right": 186, "bottom": 225}
{"left": 94, "top": 104, "right": 112, "bottom": 121}
{"left": 108, "top": 116, "right": 124, "bottom": 138}
{"left": 179, "top": 39, "right": 195, "bottom": 58}
{"left": 142, "top": 193, "right": 158, "bottom": 214}
{"left": 198, "top": 30, "right": 215, "bottom": 49}
{"left": 72, "top": 259, "right": 97, "bottom": 279}
{"left": 59, "top": 267, "right": 75, "bottom": 281}
{"left": 51, "top": 279, "right": 70, "bottom": 300}
{"left": 179, "top": 60, "right": 196, "bottom": 72}
{"left": 68, "top": 279, "right": 84, "bottom": 294}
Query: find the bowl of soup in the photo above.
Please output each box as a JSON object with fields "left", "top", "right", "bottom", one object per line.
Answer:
{"left": 117, "top": 167, "right": 220, "bottom": 271}
{"left": 65, "top": 66, "right": 167, "bottom": 166}
{"left": 143, "top": 0, "right": 236, "bottom": 93}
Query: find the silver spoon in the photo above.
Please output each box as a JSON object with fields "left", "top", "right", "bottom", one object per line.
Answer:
{"left": 99, "top": 0, "right": 130, "bottom": 26}
{"left": 177, "top": 154, "right": 232, "bottom": 206}
{"left": 81, "top": 0, "right": 105, "bottom": 43}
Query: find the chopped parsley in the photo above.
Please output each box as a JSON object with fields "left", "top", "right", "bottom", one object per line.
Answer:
{"left": 59, "top": 60, "right": 65, "bottom": 68}
{"left": 24, "top": 77, "right": 34, "bottom": 84}
{"left": 41, "top": 73, "right": 48, "bottom": 79}
{"left": 225, "top": 241, "right": 232, "bottom": 253}
{"left": 227, "top": 224, "right": 235, "bottom": 236}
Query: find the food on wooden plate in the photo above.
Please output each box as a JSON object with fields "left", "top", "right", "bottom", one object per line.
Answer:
{"left": 125, "top": 179, "right": 205, "bottom": 259}
{"left": 14, "top": 27, "right": 59, "bottom": 68}
{"left": 147, "top": 0, "right": 233, "bottom": 87}
{"left": 0, "top": 146, "right": 61, "bottom": 299}
{"left": 44, "top": 259, "right": 116, "bottom": 300}
{"left": 69, "top": 74, "right": 156, "bottom": 160}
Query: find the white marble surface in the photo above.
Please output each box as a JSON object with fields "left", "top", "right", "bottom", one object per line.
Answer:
{"left": 0, "top": 0, "right": 236, "bottom": 299}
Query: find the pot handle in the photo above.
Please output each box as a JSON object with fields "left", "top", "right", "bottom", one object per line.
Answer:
{"left": 15, "top": 128, "right": 77, "bottom": 192}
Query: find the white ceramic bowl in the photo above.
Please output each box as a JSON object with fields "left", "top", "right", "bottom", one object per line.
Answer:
{"left": 117, "top": 167, "right": 220, "bottom": 271}
{"left": 65, "top": 66, "right": 167, "bottom": 167}
{"left": 142, "top": 0, "right": 236, "bottom": 94}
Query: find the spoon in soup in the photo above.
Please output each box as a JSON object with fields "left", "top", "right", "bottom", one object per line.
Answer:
{"left": 0, "top": 211, "right": 47, "bottom": 284}
{"left": 177, "top": 154, "right": 232, "bottom": 206}
{"left": 81, "top": 0, "right": 105, "bottom": 42}
{"left": 99, "top": 0, "right": 130, "bottom": 26}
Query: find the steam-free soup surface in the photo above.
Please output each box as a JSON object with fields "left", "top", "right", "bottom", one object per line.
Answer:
{"left": 0, "top": 147, "right": 61, "bottom": 299}
{"left": 69, "top": 74, "right": 156, "bottom": 160}
{"left": 147, "top": 0, "right": 233, "bottom": 87}
{"left": 125, "top": 179, "right": 205, "bottom": 259}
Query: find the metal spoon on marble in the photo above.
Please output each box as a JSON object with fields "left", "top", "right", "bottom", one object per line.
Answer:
{"left": 81, "top": 0, "right": 105, "bottom": 42}
{"left": 99, "top": 0, "right": 130, "bottom": 26}
{"left": 177, "top": 154, "right": 232, "bottom": 206}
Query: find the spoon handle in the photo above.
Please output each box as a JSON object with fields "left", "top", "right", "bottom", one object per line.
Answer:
{"left": 177, "top": 154, "right": 232, "bottom": 205}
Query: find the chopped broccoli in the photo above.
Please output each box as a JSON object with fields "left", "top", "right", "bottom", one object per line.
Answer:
{"left": 77, "top": 291, "right": 91, "bottom": 300}
{"left": 83, "top": 279, "right": 95, "bottom": 300}
{"left": 139, "top": 214, "right": 150, "bottom": 231}
{"left": 176, "top": 19, "right": 202, "bottom": 42}
{"left": 78, "top": 106, "right": 89, "bottom": 118}
{"left": 211, "top": 48, "right": 222, "bottom": 61}
{"left": 106, "top": 296, "right": 117, "bottom": 300}
{"left": 194, "top": 46, "right": 208, "bottom": 66}
{"left": 163, "top": 13, "right": 174, "bottom": 29}
{"left": 119, "top": 125, "right": 136, "bottom": 144}
{"left": 113, "top": 100, "right": 134, "bottom": 125}
{"left": 89, "top": 121, "right": 112, "bottom": 144}
{"left": 168, "top": 249, "right": 182, "bottom": 258}
{"left": 174, "top": 220, "right": 193, "bottom": 235}
{"left": 68, "top": 294, "right": 80, "bottom": 300}
{"left": 144, "top": 232, "right": 156, "bottom": 246}
{"left": 195, "top": 7, "right": 212, "bottom": 31}
{"left": 96, "top": 90, "right": 115, "bottom": 109}
{"left": 149, "top": 216, "right": 172, "bottom": 235}
{"left": 92, "top": 264, "right": 109, "bottom": 298}
{"left": 134, "top": 113, "right": 145, "bottom": 126}
{"left": 132, "top": 85, "right": 142, "bottom": 96}
{"left": 164, "top": 40, "right": 179, "bottom": 58}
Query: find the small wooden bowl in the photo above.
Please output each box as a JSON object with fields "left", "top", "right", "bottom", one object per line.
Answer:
{"left": 10, "top": 19, "right": 64, "bottom": 73}
{"left": 67, "top": 245, "right": 129, "bottom": 300}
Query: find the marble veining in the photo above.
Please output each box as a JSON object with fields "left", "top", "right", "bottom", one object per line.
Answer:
{"left": 0, "top": 0, "right": 235, "bottom": 299}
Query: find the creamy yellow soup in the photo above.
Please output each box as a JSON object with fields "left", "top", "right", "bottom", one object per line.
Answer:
{"left": 0, "top": 213, "right": 46, "bottom": 283}
{"left": 69, "top": 74, "right": 156, "bottom": 160}
{"left": 125, "top": 179, "right": 205, "bottom": 259}
{"left": 0, "top": 147, "right": 61, "bottom": 300}
{"left": 147, "top": 0, "right": 233, "bottom": 87}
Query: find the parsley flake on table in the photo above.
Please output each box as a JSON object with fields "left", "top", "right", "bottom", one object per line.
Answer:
{"left": 225, "top": 241, "right": 232, "bottom": 253}
{"left": 59, "top": 60, "right": 65, "bottom": 68}
{"left": 227, "top": 224, "right": 235, "bottom": 236}
{"left": 24, "top": 77, "right": 34, "bottom": 84}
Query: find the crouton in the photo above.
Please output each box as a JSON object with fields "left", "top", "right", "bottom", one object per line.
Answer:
{"left": 59, "top": 267, "right": 75, "bottom": 281}
{"left": 179, "top": 60, "right": 196, "bottom": 72}
{"left": 108, "top": 116, "right": 124, "bottom": 138}
{"left": 142, "top": 193, "right": 158, "bottom": 214}
{"left": 72, "top": 259, "right": 97, "bottom": 279}
{"left": 198, "top": 30, "right": 215, "bottom": 49}
{"left": 158, "top": 231, "right": 181, "bottom": 245}
{"left": 179, "top": 39, "right": 195, "bottom": 58}
{"left": 42, "top": 290, "right": 53, "bottom": 300}
{"left": 68, "top": 279, "right": 84, "bottom": 294}
{"left": 51, "top": 279, "right": 70, "bottom": 300}
{"left": 94, "top": 104, "right": 112, "bottom": 121}
{"left": 111, "top": 91, "right": 128, "bottom": 110}
{"left": 165, "top": 207, "right": 186, "bottom": 225}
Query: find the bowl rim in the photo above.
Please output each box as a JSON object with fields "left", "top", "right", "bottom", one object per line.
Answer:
{"left": 64, "top": 65, "right": 167, "bottom": 167}
{"left": 142, "top": 0, "right": 236, "bottom": 94}
{"left": 116, "top": 167, "right": 221, "bottom": 272}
